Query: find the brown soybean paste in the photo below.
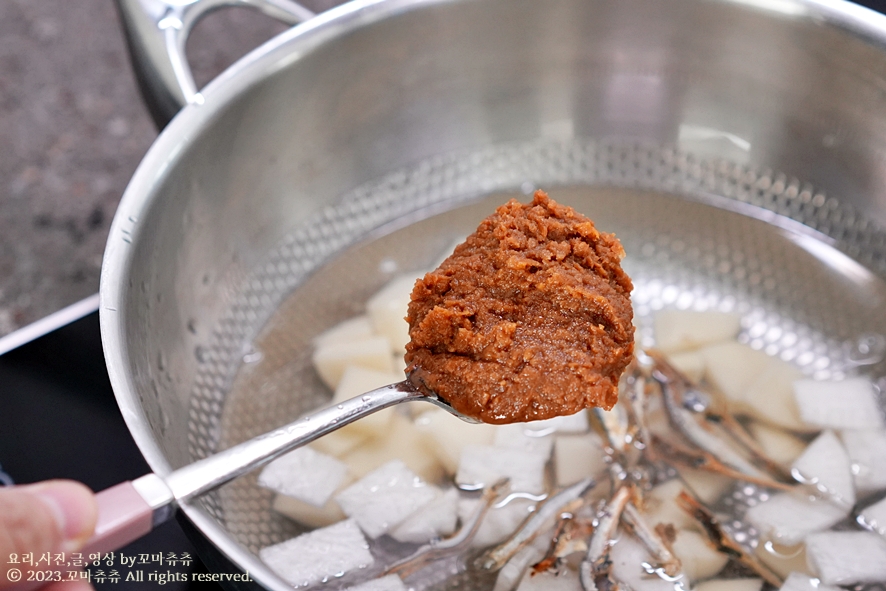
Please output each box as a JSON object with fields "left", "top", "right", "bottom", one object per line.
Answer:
{"left": 405, "top": 190, "right": 634, "bottom": 424}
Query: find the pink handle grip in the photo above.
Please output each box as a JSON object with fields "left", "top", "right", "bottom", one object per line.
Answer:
{"left": 83, "top": 481, "right": 155, "bottom": 554}
{"left": 8, "top": 481, "right": 154, "bottom": 591}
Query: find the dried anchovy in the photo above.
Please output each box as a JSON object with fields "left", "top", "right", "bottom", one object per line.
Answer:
{"left": 476, "top": 477, "right": 596, "bottom": 571}
{"left": 385, "top": 478, "right": 511, "bottom": 578}
{"left": 652, "top": 359, "right": 779, "bottom": 484}
{"left": 651, "top": 350, "right": 794, "bottom": 483}
{"left": 579, "top": 485, "right": 632, "bottom": 591}
{"left": 620, "top": 500, "right": 682, "bottom": 578}
{"left": 651, "top": 434, "right": 794, "bottom": 492}
{"left": 675, "top": 490, "right": 783, "bottom": 588}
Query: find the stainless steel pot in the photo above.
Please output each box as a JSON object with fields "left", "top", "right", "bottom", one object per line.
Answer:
{"left": 105, "top": 0, "right": 886, "bottom": 589}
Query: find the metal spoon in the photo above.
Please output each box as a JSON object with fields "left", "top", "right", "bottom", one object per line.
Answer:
{"left": 12, "top": 379, "right": 471, "bottom": 591}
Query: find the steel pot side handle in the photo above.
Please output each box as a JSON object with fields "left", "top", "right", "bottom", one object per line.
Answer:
{"left": 116, "top": 0, "right": 315, "bottom": 129}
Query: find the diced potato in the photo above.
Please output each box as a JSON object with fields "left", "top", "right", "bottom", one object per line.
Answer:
{"left": 841, "top": 428, "right": 886, "bottom": 495}
{"left": 313, "top": 336, "right": 396, "bottom": 389}
{"left": 366, "top": 275, "right": 417, "bottom": 355}
{"left": 390, "top": 488, "right": 459, "bottom": 544}
{"left": 413, "top": 407, "right": 498, "bottom": 474}
{"left": 341, "top": 413, "right": 444, "bottom": 483}
{"left": 314, "top": 315, "right": 375, "bottom": 348}
{"left": 494, "top": 424, "right": 555, "bottom": 457}
{"left": 335, "top": 460, "right": 438, "bottom": 538}
{"left": 778, "top": 572, "right": 841, "bottom": 591}
{"left": 695, "top": 579, "right": 763, "bottom": 591}
{"left": 859, "top": 495, "right": 886, "bottom": 536}
{"left": 792, "top": 429, "right": 854, "bottom": 508}
{"left": 675, "top": 466, "right": 732, "bottom": 504}
{"left": 609, "top": 534, "right": 678, "bottom": 591}
{"left": 806, "top": 531, "right": 886, "bottom": 585}
{"left": 258, "top": 446, "right": 348, "bottom": 507}
{"left": 741, "top": 355, "right": 809, "bottom": 431}
{"left": 641, "top": 479, "right": 697, "bottom": 532}
{"left": 654, "top": 310, "right": 742, "bottom": 353}
{"left": 794, "top": 377, "right": 885, "bottom": 430}
{"left": 747, "top": 421, "right": 806, "bottom": 465}
{"left": 457, "top": 497, "right": 536, "bottom": 549}
{"left": 456, "top": 444, "right": 549, "bottom": 495}
{"left": 332, "top": 365, "right": 403, "bottom": 438}
{"left": 527, "top": 410, "right": 591, "bottom": 434}
{"left": 272, "top": 493, "right": 346, "bottom": 529}
{"left": 700, "top": 342, "right": 770, "bottom": 404}
{"left": 745, "top": 492, "right": 848, "bottom": 546}
{"left": 310, "top": 428, "right": 370, "bottom": 458}
{"left": 554, "top": 433, "right": 609, "bottom": 487}
{"left": 668, "top": 349, "right": 706, "bottom": 383}
{"left": 672, "top": 529, "right": 729, "bottom": 582}
{"left": 259, "top": 519, "right": 373, "bottom": 587}
{"left": 344, "top": 574, "right": 407, "bottom": 591}
{"left": 754, "top": 540, "right": 811, "bottom": 579}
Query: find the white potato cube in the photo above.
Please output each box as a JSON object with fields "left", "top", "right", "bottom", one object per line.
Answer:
{"left": 672, "top": 529, "right": 729, "bottom": 582}
{"left": 413, "top": 407, "right": 498, "bottom": 473}
{"left": 456, "top": 444, "right": 549, "bottom": 495}
{"left": 792, "top": 429, "right": 854, "bottom": 508}
{"left": 310, "top": 428, "right": 370, "bottom": 458}
{"left": 494, "top": 424, "right": 555, "bottom": 457}
{"left": 315, "top": 315, "right": 375, "bottom": 348}
{"left": 700, "top": 342, "right": 771, "bottom": 404}
{"left": 389, "top": 488, "right": 459, "bottom": 544}
{"left": 344, "top": 575, "right": 406, "bottom": 591}
{"left": 258, "top": 446, "right": 348, "bottom": 507}
{"left": 840, "top": 428, "right": 886, "bottom": 494}
{"left": 641, "top": 479, "right": 697, "bottom": 532}
{"left": 668, "top": 350, "right": 706, "bottom": 383}
{"left": 272, "top": 493, "right": 346, "bottom": 529}
{"left": 696, "top": 579, "right": 763, "bottom": 591}
{"left": 554, "top": 433, "right": 609, "bottom": 487}
{"left": 609, "top": 534, "right": 679, "bottom": 591}
{"left": 332, "top": 365, "right": 403, "bottom": 438}
{"left": 654, "top": 310, "right": 742, "bottom": 353}
{"left": 794, "top": 377, "right": 885, "bottom": 430}
{"left": 747, "top": 421, "right": 806, "bottom": 465}
{"left": 806, "top": 531, "right": 886, "bottom": 585}
{"left": 753, "top": 540, "right": 811, "bottom": 579}
{"left": 367, "top": 275, "right": 417, "bottom": 355}
{"left": 741, "top": 355, "right": 809, "bottom": 431}
{"left": 313, "top": 336, "right": 395, "bottom": 389}
{"left": 335, "top": 460, "right": 438, "bottom": 538}
{"left": 259, "top": 519, "right": 373, "bottom": 587}
{"left": 745, "top": 492, "right": 848, "bottom": 545}
{"left": 457, "top": 497, "right": 536, "bottom": 549}
{"left": 860, "top": 495, "right": 886, "bottom": 536}
{"left": 527, "top": 410, "right": 591, "bottom": 434}
{"left": 675, "top": 467, "right": 732, "bottom": 505}
{"left": 341, "top": 413, "right": 444, "bottom": 483}
{"left": 778, "top": 573, "right": 841, "bottom": 591}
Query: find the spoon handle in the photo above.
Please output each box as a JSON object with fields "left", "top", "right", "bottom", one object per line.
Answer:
{"left": 74, "top": 381, "right": 427, "bottom": 572}
{"left": 169, "top": 380, "right": 425, "bottom": 502}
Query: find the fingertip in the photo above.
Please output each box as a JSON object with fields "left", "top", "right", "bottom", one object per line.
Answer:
{"left": 25, "top": 481, "right": 98, "bottom": 552}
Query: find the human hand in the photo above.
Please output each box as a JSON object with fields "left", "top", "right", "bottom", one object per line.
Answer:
{"left": 0, "top": 481, "right": 97, "bottom": 591}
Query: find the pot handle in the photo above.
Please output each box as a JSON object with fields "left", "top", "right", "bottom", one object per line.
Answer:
{"left": 116, "top": 0, "right": 315, "bottom": 129}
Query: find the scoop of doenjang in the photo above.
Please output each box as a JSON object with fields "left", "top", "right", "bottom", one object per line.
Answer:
{"left": 405, "top": 190, "right": 634, "bottom": 424}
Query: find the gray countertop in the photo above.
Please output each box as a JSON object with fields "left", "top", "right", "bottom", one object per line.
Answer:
{"left": 0, "top": 0, "right": 337, "bottom": 338}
